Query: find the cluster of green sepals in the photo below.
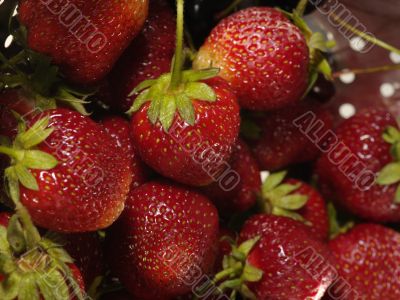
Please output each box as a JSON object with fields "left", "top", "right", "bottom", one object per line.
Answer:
{"left": 211, "top": 236, "right": 263, "bottom": 300}
{"left": 0, "top": 50, "right": 93, "bottom": 116}
{"left": 0, "top": 116, "right": 58, "bottom": 200}
{"left": 278, "top": 0, "right": 334, "bottom": 96}
{"left": 126, "top": 0, "right": 220, "bottom": 132}
{"left": 0, "top": 117, "right": 84, "bottom": 299}
{"left": 376, "top": 126, "right": 400, "bottom": 203}
{"left": 0, "top": 219, "right": 85, "bottom": 300}
{"left": 260, "top": 171, "right": 311, "bottom": 225}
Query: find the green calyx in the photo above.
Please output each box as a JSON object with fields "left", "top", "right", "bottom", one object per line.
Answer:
{"left": 260, "top": 171, "right": 311, "bottom": 225}
{"left": 0, "top": 49, "right": 93, "bottom": 115}
{"left": 0, "top": 215, "right": 84, "bottom": 300}
{"left": 327, "top": 202, "right": 354, "bottom": 239}
{"left": 126, "top": 68, "right": 219, "bottom": 131}
{"left": 279, "top": 0, "right": 334, "bottom": 96}
{"left": 126, "top": 0, "right": 220, "bottom": 132}
{"left": 211, "top": 236, "right": 263, "bottom": 300}
{"left": 0, "top": 116, "right": 58, "bottom": 202}
{"left": 376, "top": 126, "right": 400, "bottom": 203}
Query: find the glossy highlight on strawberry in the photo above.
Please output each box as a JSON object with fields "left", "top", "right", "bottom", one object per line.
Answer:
{"left": 18, "top": 0, "right": 149, "bottom": 83}
{"left": 20, "top": 108, "right": 131, "bottom": 232}
{"left": 194, "top": 7, "right": 309, "bottom": 111}
{"left": 316, "top": 108, "right": 400, "bottom": 222}
{"left": 105, "top": 181, "right": 219, "bottom": 299}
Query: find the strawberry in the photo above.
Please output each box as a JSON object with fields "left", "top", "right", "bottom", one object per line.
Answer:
{"left": 106, "top": 0, "right": 176, "bottom": 112}
{"left": 315, "top": 108, "right": 400, "bottom": 222}
{"left": 193, "top": 7, "right": 310, "bottom": 110}
{"left": 0, "top": 108, "right": 132, "bottom": 232}
{"left": 212, "top": 214, "right": 336, "bottom": 299}
{"left": 18, "top": 0, "right": 149, "bottom": 84}
{"left": 0, "top": 212, "right": 86, "bottom": 299}
{"left": 105, "top": 181, "right": 219, "bottom": 300}
{"left": 128, "top": 0, "right": 240, "bottom": 187}
{"left": 101, "top": 116, "right": 149, "bottom": 190}
{"left": 201, "top": 139, "right": 261, "bottom": 213}
{"left": 243, "top": 99, "right": 333, "bottom": 171}
{"left": 57, "top": 232, "right": 104, "bottom": 287}
{"left": 0, "top": 89, "right": 36, "bottom": 130}
{"left": 326, "top": 224, "right": 400, "bottom": 299}
{"left": 259, "top": 171, "right": 329, "bottom": 240}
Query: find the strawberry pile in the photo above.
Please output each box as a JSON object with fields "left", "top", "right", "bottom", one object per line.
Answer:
{"left": 0, "top": 0, "right": 399, "bottom": 299}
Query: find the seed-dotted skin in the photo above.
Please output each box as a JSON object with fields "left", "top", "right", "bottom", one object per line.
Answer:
{"left": 130, "top": 77, "right": 240, "bottom": 186}
{"left": 328, "top": 224, "right": 400, "bottom": 300}
{"left": 105, "top": 181, "right": 219, "bottom": 300}
{"left": 101, "top": 116, "right": 149, "bottom": 190}
{"left": 201, "top": 139, "right": 261, "bottom": 213}
{"left": 316, "top": 108, "right": 400, "bottom": 222}
{"left": 285, "top": 179, "right": 329, "bottom": 241}
{"left": 18, "top": 0, "right": 149, "bottom": 84}
{"left": 239, "top": 214, "right": 336, "bottom": 300}
{"left": 246, "top": 99, "right": 333, "bottom": 171}
{"left": 194, "top": 7, "right": 309, "bottom": 111}
{"left": 107, "top": 0, "right": 176, "bottom": 112}
{"left": 21, "top": 109, "right": 132, "bottom": 232}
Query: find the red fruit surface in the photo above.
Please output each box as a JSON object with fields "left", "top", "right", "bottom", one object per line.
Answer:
{"left": 21, "top": 108, "right": 131, "bottom": 232}
{"left": 201, "top": 139, "right": 260, "bottom": 213}
{"left": 105, "top": 181, "right": 219, "bottom": 300}
{"left": 327, "top": 224, "right": 400, "bottom": 300}
{"left": 316, "top": 108, "right": 400, "bottom": 222}
{"left": 106, "top": 0, "right": 176, "bottom": 111}
{"left": 0, "top": 89, "right": 36, "bottom": 138}
{"left": 130, "top": 77, "right": 240, "bottom": 186}
{"left": 18, "top": 0, "right": 149, "bottom": 83}
{"left": 239, "top": 214, "right": 336, "bottom": 300}
{"left": 101, "top": 116, "right": 149, "bottom": 190}
{"left": 0, "top": 212, "right": 10, "bottom": 228}
{"left": 246, "top": 100, "right": 333, "bottom": 171}
{"left": 285, "top": 179, "right": 329, "bottom": 240}
{"left": 194, "top": 7, "right": 309, "bottom": 110}
{"left": 60, "top": 232, "right": 104, "bottom": 287}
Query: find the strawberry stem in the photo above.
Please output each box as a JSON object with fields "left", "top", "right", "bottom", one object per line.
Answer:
{"left": 333, "top": 64, "right": 400, "bottom": 78}
{"left": 295, "top": 0, "right": 308, "bottom": 16}
{"left": 14, "top": 200, "right": 42, "bottom": 248}
{"left": 169, "top": 0, "right": 185, "bottom": 90}
{"left": 330, "top": 12, "right": 400, "bottom": 55}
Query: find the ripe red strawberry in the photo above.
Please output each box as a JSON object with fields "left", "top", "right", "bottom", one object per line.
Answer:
{"left": 244, "top": 100, "right": 333, "bottom": 171}
{"left": 106, "top": 0, "right": 176, "bottom": 112}
{"left": 193, "top": 7, "right": 309, "bottom": 110}
{"left": 130, "top": 75, "right": 240, "bottom": 187}
{"left": 327, "top": 224, "right": 400, "bottom": 299}
{"left": 201, "top": 139, "right": 261, "bottom": 213}
{"left": 128, "top": 0, "right": 240, "bottom": 187}
{"left": 18, "top": 0, "right": 149, "bottom": 83}
{"left": 0, "top": 108, "right": 132, "bottom": 232}
{"left": 0, "top": 212, "right": 86, "bottom": 299}
{"left": 316, "top": 108, "right": 400, "bottom": 222}
{"left": 58, "top": 232, "right": 104, "bottom": 287}
{"left": 212, "top": 214, "right": 336, "bottom": 299}
{"left": 259, "top": 171, "right": 329, "bottom": 240}
{"left": 101, "top": 116, "right": 149, "bottom": 190}
{"left": 105, "top": 181, "right": 219, "bottom": 300}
